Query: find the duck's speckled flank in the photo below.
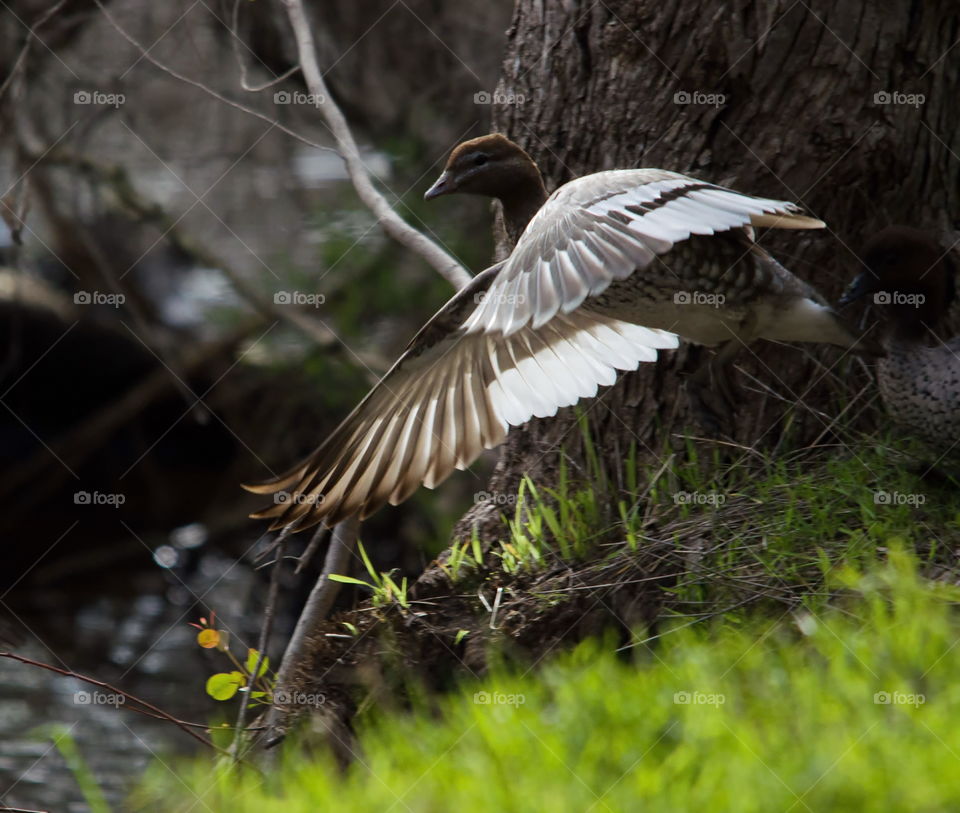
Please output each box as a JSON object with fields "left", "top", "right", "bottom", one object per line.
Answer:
{"left": 879, "top": 338, "right": 960, "bottom": 449}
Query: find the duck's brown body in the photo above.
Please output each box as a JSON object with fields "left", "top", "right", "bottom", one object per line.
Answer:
{"left": 588, "top": 232, "right": 847, "bottom": 347}
{"left": 246, "top": 134, "right": 868, "bottom": 531}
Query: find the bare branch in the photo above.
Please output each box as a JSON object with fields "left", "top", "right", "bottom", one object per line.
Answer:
{"left": 0, "top": 0, "right": 71, "bottom": 103}
{"left": 88, "top": 0, "right": 469, "bottom": 288}
{"left": 279, "top": 0, "right": 472, "bottom": 289}
{"left": 262, "top": 516, "right": 358, "bottom": 743}
{"left": 89, "top": 0, "right": 337, "bottom": 156}
{"left": 295, "top": 524, "right": 329, "bottom": 574}
{"left": 229, "top": 0, "right": 301, "bottom": 92}
{"left": 231, "top": 530, "right": 288, "bottom": 761}
{"left": 20, "top": 145, "right": 390, "bottom": 372}
{"left": 0, "top": 650, "right": 223, "bottom": 752}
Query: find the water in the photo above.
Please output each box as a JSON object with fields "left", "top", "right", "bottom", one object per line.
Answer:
{"left": 0, "top": 540, "right": 271, "bottom": 811}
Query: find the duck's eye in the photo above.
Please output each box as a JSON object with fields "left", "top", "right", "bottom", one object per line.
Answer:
{"left": 472, "top": 153, "right": 489, "bottom": 167}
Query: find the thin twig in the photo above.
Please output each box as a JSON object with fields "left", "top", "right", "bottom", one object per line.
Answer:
{"left": 89, "top": 0, "right": 336, "bottom": 156}
{"left": 279, "top": 0, "right": 471, "bottom": 289}
{"left": 0, "top": 650, "right": 223, "bottom": 752}
{"left": 90, "top": 0, "right": 469, "bottom": 288}
{"left": 0, "top": 0, "right": 71, "bottom": 102}
{"left": 231, "top": 527, "right": 291, "bottom": 760}
{"left": 229, "top": 0, "right": 301, "bottom": 92}
{"left": 20, "top": 143, "right": 391, "bottom": 375}
{"left": 262, "top": 517, "right": 358, "bottom": 742}
{"left": 295, "top": 524, "right": 329, "bottom": 574}
{"left": 71, "top": 214, "right": 207, "bottom": 419}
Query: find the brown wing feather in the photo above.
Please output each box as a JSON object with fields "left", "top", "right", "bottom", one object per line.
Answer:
{"left": 246, "top": 306, "right": 677, "bottom": 531}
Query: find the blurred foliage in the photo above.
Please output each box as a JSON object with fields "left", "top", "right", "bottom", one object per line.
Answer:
{"left": 135, "top": 547, "right": 960, "bottom": 811}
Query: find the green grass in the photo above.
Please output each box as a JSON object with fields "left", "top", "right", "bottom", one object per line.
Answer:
{"left": 652, "top": 438, "right": 960, "bottom": 616}
{"left": 128, "top": 430, "right": 960, "bottom": 810}
{"left": 135, "top": 546, "right": 960, "bottom": 811}
{"left": 467, "top": 428, "right": 960, "bottom": 618}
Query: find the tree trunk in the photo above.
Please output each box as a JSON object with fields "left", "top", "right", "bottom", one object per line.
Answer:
{"left": 447, "top": 0, "right": 959, "bottom": 544}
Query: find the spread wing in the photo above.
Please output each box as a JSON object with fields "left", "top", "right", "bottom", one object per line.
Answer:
{"left": 244, "top": 265, "right": 677, "bottom": 530}
{"left": 246, "top": 169, "right": 820, "bottom": 530}
{"left": 464, "top": 169, "right": 825, "bottom": 335}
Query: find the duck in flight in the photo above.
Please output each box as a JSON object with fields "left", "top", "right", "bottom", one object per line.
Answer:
{"left": 245, "top": 134, "right": 867, "bottom": 530}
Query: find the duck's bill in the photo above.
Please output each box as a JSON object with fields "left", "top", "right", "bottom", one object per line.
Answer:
{"left": 838, "top": 272, "right": 873, "bottom": 307}
{"left": 424, "top": 171, "right": 454, "bottom": 200}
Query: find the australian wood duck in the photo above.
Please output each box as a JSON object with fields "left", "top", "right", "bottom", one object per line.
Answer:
{"left": 246, "top": 134, "right": 866, "bottom": 530}
{"left": 840, "top": 226, "right": 959, "bottom": 451}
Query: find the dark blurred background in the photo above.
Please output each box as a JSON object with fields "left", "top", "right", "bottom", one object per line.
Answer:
{"left": 0, "top": 0, "right": 512, "bottom": 808}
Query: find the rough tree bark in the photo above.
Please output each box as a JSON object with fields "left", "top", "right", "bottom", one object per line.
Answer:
{"left": 448, "top": 0, "right": 960, "bottom": 545}
{"left": 268, "top": 1, "right": 959, "bottom": 748}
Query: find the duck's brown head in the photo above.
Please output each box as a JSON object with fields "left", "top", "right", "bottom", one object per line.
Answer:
{"left": 840, "top": 226, "right": 956, "bottom": 339}
{"left": 424, "top": 134, "right": 548, "bottom": 243}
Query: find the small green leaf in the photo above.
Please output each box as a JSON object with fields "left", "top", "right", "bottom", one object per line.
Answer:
{"left": 454, "top": 630, "right": 469, "bottom": 645}
{"left": 328, "top": 574, "right": 373, "bottom": 587}
{"left": 245, "top": 649, "right": 269, "bottom": 678}
{"left": 471, "top": 534, "right": 483, "bottom": 566}
{"left": 356, "top": 541, "right": 379, "bottom": 584}
{"left": 206, "top": 671, "right": 244, "bottom": 701}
